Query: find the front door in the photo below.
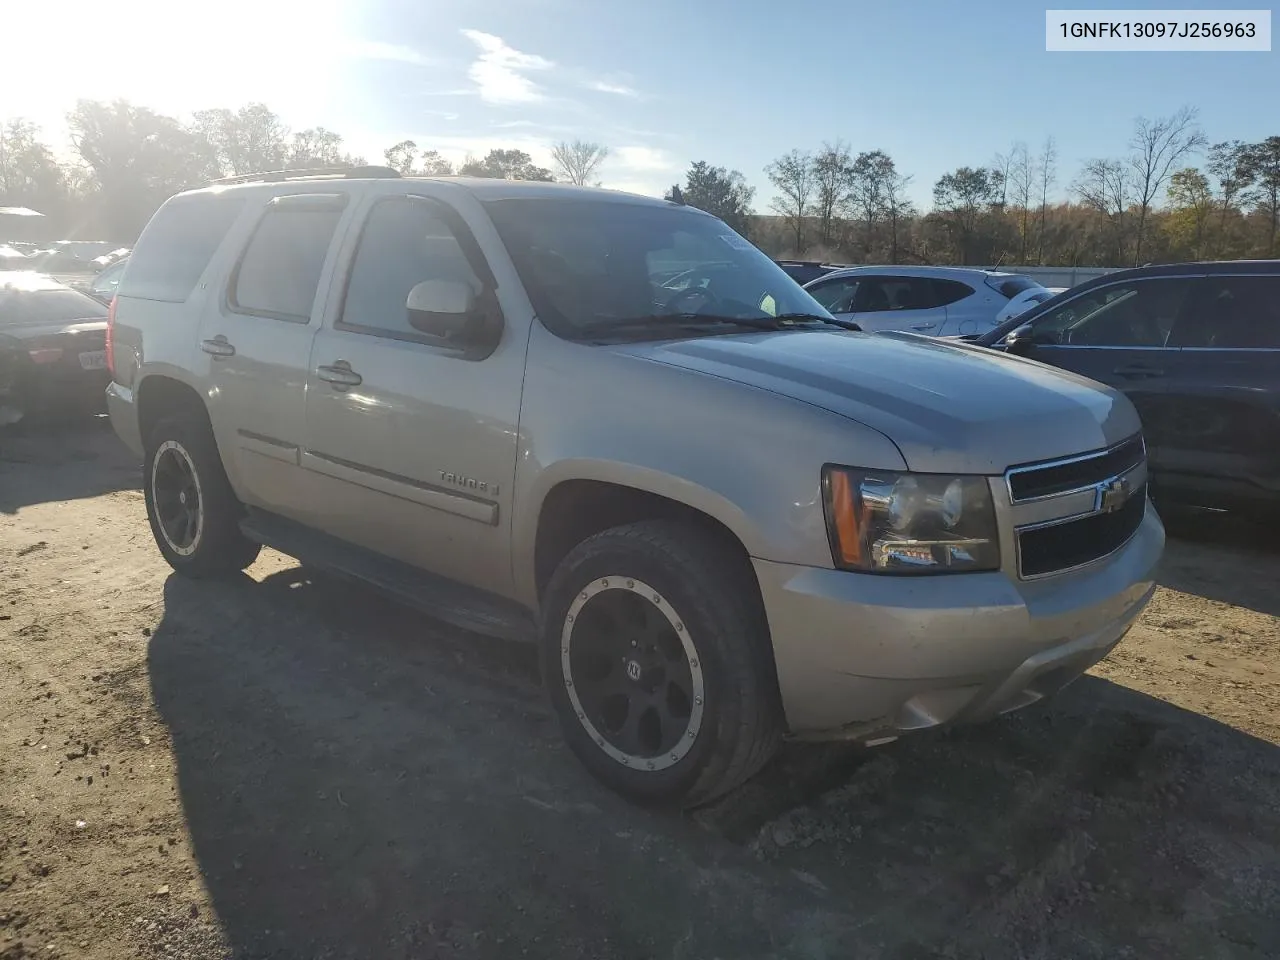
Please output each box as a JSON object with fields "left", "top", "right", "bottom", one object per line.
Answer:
{"left": 299, "top": 192, "right": 526, "bottom": 596}
{"left": 1160, "top": 273, "right": 1280, "bottom": 507}
{"left": 1011, "top": 275, "right": 1197, "bottom": 473}
{"left": 197, "top": 192, "right": 350, "bottom": 517}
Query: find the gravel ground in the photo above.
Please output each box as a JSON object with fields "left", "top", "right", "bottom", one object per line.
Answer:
{"left": 1, "top": 418, "right": 1277, "bottom": 960}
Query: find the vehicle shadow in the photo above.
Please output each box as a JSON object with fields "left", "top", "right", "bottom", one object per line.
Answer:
{"left": 0, "top": 415, "right": 139, "bottom": 514}
{"left": 148, "top": 564, "right": 1280, "bottom": 960}
{"left": 146, "top": 568, "right": 847, "bottom": 960}
{"left": 1158, "top": 510, "right": 1280, "bottom": 617}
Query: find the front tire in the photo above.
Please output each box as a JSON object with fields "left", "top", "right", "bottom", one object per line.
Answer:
{"left": 540, "top": 520, "right": 782, "bottom": 808}
{"left": 143, "top": 415, "right": 260, "bottom": 577}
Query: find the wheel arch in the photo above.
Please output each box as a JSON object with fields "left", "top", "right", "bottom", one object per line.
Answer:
{"left": 135, "top": 371, "right": 211, "bottom": 448}
{"left": 521, "top": 463, "right": 766, "bottom": 611}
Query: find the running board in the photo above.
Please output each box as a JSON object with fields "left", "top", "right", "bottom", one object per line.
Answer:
{"left": 239, "top": 508, "right": 537, "bottom": 644}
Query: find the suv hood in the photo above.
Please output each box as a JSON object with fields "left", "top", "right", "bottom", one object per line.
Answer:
{"left": 612, "top": 330, "right": 1140, "bottom": 475}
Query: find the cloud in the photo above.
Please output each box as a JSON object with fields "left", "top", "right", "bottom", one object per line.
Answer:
{"left": 614, "top": 146, "right": 677, "bottom": 173}
{"left": 460, "top": 29, "right": 553, "bottom": 104}
{"left": 589, "top": 80, "right": 639, "bottom": 98}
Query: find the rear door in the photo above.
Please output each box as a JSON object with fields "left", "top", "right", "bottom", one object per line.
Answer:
{"left": 1160, "top": 273, "right": 1280, "bottom": 508}
{"left": 1012, "top": 275, "right": 1197, "bottom": 471}
{"left": 197, "top": 192, "right": 351, "bottom": 517}
{"left": 846, "top": 276, "right": 947, "bottom": 334}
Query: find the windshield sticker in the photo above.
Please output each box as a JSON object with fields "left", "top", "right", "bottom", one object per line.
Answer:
{"left": 719, "top": 234, "right": 753, "bottom": 251}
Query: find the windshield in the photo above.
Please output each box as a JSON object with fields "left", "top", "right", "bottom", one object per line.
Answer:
{"left": 0, "top": 287, "right": 108, "bottom": 325}
{"left": 483, "top": 198, "right": 833, "bottom": 339}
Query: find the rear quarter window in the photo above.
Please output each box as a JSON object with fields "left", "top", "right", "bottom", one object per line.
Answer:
{"left": 986, "top": 275, "right": 1042, "bottom": 299}
{"left": 117, "top": 196, "right": 247, "bottom": 303}
{"left": 932, "top": 279, "right": 975, "bottom": 307}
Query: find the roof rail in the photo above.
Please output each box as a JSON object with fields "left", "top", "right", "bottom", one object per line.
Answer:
{"left": 209, "top": 165, "right": 403, "bottom": 186}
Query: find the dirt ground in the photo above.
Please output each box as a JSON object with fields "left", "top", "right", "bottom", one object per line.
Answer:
{"left": 1, "top": 419, "right": 1277, "bottom": 960}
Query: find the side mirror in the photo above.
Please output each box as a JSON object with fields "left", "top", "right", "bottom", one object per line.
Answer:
{"left": 406, "top": 279, "right": 480, "bottom": 339}
{"left": 1003, "top": 323, "right": 1037, "bottom": 355}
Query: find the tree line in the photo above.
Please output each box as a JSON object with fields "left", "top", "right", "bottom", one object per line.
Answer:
{"left": 745, "top": 106, "right": 1280, "bottom": 267}
{"left": 0, "top": 100, "right": 611, "bottom": 240}
{"left": 2, "top": 98, "right": 1277, "bottom": 269}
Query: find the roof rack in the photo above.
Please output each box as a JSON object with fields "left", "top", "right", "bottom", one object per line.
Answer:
{"left": 209, "top": 165, "right": 402, "bottom": 186}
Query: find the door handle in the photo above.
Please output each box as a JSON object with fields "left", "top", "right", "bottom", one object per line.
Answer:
{"left": 909, "top": 323, "right": 937, "bottom": 331}
{"left": 1113, "top": 364, "right": 1165, "bottom": 379}
{"left": 200, "top": 336, "right": 236, "bottom": 358}
{"left": 316, "top": 361, "right": 362, "bottom": 389}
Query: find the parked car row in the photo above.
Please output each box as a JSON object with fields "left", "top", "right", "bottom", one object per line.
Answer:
{"left": 969, "top": 261, "right": 1280, "bottom": 519}
{"left": 101, "top": 170, "right": 1164, "bottom": 808}
{"left": 0, "top": 240, "right": 130, "bottom": 275}
{"left": 0, "top": 271, "right": 110, "bottom": 426}
{"left": 802, "top": 264, "right": 1051, "bottom": 338}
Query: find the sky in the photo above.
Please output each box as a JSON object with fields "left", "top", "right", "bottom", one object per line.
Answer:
{"left": 2, "top": 0, "right": 1277, "bottom": 207}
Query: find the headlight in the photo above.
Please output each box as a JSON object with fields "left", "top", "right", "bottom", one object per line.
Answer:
{"left": 821, "top": 466, "right": 1000, "bottom": 573}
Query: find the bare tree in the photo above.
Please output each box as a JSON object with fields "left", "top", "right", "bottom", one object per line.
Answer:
{"left": 1074, "top": 158, "right": 1130, "bottom": 264}
{"left": 991, "top": 148, "right": 1014, "bottom": 209}
{"left": 1007, "top": 142, "right": 1034, "bottom": 262}
{"left": 550, "top": 140, "right": 609, "bottom": 186}
{"left": 811, "top": 141, "right": 853, "bottom": 248}
{"left": 764, "top": 149, "right": 813, "bottom": 254}
{"left": 382, "top": 141, "right": 456, "bottom": 176}
{"left": 383, "top": 139, "right": 419, "bottom": 175}
{"left": 1206, "top": 140, "right": 1252, "bottom": 255}
{"left": 1036, "top": 136, "right": 1057, "bottom": 263}
{"left": 1128, "top": 106, "right": 1207, "bottom": 264}
{"left": 1240, "top": 136, "right": 1280, "bottom": 255}
{"left": 882, "top": 163, "right": 914, "bottom": 264}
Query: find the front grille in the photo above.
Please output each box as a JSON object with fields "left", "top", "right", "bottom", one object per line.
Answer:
{"left": 1008, "top": 435, "right": 1145, "bottom": 502}
{"left": 1018, "top": 483, "right": 1147, "bottom": 577}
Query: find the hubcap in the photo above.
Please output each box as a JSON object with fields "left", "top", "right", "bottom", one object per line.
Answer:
{"left": 151, "top": 440, "right": 204, "bottom": 557}
{"left": 561, "top": 577, "right": 705, "bottom": 771}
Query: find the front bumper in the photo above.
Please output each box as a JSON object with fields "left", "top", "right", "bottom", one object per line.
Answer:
{"left": 755, "top": 505, "right": 1164, "bottom": 738}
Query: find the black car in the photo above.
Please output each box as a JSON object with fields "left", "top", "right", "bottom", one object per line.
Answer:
{"left": 775, "top": 260, "right": 842, "bottom": 285}
{"left": 0, "top": 272, "right": 110, "bottom": 426}
{"left": 974, "top": 260, "right": 1280, "bottom": 516}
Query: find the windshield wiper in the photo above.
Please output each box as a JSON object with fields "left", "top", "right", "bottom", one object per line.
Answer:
{"left": 574, "top": 312, "right": 859, "bottom": 341}
{"left": 769, "top": 312, "right": 862, "bottom": 331}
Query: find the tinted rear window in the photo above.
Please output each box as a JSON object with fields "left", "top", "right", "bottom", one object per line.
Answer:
{"left": 985, "top": 275, "right": 1042, "bottom": 299}
{"left": 118, "top": 196, "right": 246, "bottom": 303}
{"left": 0, "top": 288, "right": 108, "bottom": 325}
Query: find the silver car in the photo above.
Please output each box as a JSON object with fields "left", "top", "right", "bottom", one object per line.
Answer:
{"left": 106, "top": 171, "right": 1162, "bottom": 807}
{"left": 805, "top": 264, "right": 1049, "bottom": 338}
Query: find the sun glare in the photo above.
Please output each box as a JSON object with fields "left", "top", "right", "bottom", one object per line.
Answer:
{"left": 2, "top": 0, "right": 357, "bottom": 133}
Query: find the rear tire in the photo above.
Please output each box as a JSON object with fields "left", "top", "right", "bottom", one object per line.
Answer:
{"left": 540, "top": 520, "right": 782, "bottom": 808}
{"left": 143, "top": 414, "right": 260, "bottom": 577}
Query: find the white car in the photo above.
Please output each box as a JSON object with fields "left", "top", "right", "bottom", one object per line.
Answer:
{"left": 803, "top": 265, "right": 1050, "bottom": 338}
{"left": 994, "top": 285, "right": 1066, "bottom": 327}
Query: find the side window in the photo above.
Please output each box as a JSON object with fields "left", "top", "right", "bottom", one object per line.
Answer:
{"left": 932, "top": 279, "right": 975, "bottom": 307}
{"left": 1025, "top": 279, "right": 1193, "bottom": 347}
{"left": 230, "top": 199, "right": 345, "bottom": 321}
{"left": 118, "top": 197, "right": 246, "bottom": 303}
{"left": 808, "top": 277, "right": 859, "bottom": 313}
{"left": 1171, "top": 276, "right": 1280, "bottom": 349}
{"left": 340, "top": 198, "right": 483, "bottom": 339}
{"left": 853, "top": 278, "right": 893, "bottom": 312}
{"left": 854, "top": 277, "right": 935, "bottom": 312}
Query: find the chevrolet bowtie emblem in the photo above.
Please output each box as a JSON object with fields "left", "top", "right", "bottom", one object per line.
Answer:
{"left": 1098, "top": 476, "right": 1133, "bottom": 514}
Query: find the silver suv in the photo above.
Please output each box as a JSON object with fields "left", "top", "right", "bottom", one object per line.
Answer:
{"left": 105, "top": 168, "right": 1164, "bottom": 807}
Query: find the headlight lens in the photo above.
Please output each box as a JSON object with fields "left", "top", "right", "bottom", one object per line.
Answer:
{"left": 822, "top": 466, "right": 1000, "bottom": 574}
